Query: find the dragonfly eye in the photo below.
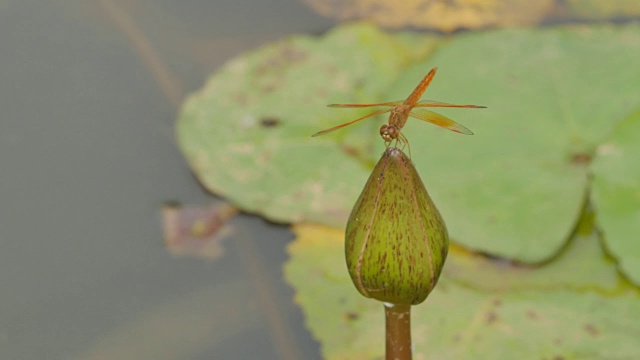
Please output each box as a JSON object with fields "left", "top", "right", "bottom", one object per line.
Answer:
{"left": 380, "top": 124, "right": 397, "bottom": 142}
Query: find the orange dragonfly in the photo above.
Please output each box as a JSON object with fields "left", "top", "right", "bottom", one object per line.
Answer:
{"left": 311, "top": 67, "right": 486, "bottom": 146}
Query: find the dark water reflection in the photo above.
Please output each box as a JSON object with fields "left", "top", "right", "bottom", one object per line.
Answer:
{"left": 0, "top": 1, "right": 332, "bottom": 359}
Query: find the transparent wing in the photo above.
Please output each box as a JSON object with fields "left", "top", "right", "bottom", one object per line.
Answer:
{"left": 311, "top": 108, "right": 392, "bottom": 137}
{"left": 327, "top": 101, "right": 402, "bottom": 108}
{"left": 415, "top": 100, "right": 487, "bottom": 109}
{"left": 408, "top": 109, "right": 474, "bottom": 135}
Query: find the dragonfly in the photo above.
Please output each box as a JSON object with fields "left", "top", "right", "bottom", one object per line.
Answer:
{"left": 311, "top": 67, "right": 486, "bottom": 148}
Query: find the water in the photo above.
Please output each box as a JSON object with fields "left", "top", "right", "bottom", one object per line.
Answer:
{"left": 0, "top": 1, "right": 333, "bottom": 358}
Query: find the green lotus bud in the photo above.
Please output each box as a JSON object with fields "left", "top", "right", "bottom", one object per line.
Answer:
{"left": 345, "top": 147, "right": 448, "bottom": 305}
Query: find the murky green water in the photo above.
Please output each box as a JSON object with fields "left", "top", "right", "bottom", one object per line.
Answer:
{"left": 0, "top": 1, "right": 331, "bottom": 359}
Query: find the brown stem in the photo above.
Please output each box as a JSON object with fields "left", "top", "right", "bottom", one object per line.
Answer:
{"left": 385, "top": 303, "right": 412, "bottom": 360}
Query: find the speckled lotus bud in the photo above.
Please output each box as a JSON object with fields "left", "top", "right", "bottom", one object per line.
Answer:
{"left": 345, "top": 147, "right": 448, "bottom": 305}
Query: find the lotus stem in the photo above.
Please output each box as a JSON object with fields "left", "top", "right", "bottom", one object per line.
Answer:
{"left": 385, "top": 303, "right": 412, "bottom": 360}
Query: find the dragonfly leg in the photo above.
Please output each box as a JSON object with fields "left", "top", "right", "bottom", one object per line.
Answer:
{"left": 398, "top": 132, "right": 412, "bottom": 159}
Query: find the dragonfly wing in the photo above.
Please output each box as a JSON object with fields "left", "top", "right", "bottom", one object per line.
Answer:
{"left": 409, "top": 109, "right": 474, "bottom": 135}
{"left": 311, "top": 108, "right": 392, "bottom": 137}
{"left": 327, "top": 101, "right": 402, "bottom": 108}
{"left": 415, "top": 100, "right": 487, "bottom": 109}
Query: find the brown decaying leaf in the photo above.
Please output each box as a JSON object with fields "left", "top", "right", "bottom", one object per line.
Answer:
{"left": 162, "top": 202, "right": 239, "bottom": 259}
{"left": 300, "top": 0, "right": 554, "bottom": 32}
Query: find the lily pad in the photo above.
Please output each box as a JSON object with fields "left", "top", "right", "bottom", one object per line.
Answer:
{"left": 592, "top": 111, "right": 640, "bottom": 284}
{"left": 285, "top": 223, "right": 640, "bottom": 360}
{"left": 178, "top": 24, "right": 640, "bottom": 273}
{"left": 300, "top": 0, "right": 640, "bottom": 32}
{"left": 563, "top": 0, "right": 640, "bottom": 18}
{"left": 162, "top": 202, "right": 239, "bottom": 260}
{"left": 378, "top": 25, "right": 640, "bottom": 263}
{"left": 444, "top": 207, "right": 620, "bottom": 293}
{"left": 300, "top": 0, "right": 554, "bottom": 32}
{"left": 177, "top": 23, "right": 436, "bottom": 227}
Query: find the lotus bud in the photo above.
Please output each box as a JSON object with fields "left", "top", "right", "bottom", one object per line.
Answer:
{"left": 345, "top": 147, "right": 448, "bottom": 305}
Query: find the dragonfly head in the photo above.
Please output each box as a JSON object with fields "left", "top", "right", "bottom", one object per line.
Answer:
{"left": 380, "top": 124, "right": 399, "bottom": 143}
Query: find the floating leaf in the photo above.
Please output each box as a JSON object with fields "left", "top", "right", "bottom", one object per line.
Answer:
{"left": 591, "top": 111, "right": 640, "bottom": 284}
{"left": 300, "top": 0, "right": 554, "bottom": 32}
{"left": 178, "top": 24, "right": 640, "bottom": 275}
{"left": 444, "top": 207, "right": 620, "bottom": 293}
{"left": 177, "top": 24, "right": 437, "bottom": 227}
{"left": 380, "top": 25, "right": 640, "bottom": 263}
{"left": 285, "top": 223, "right": 640, "bottom": 360}
{"left": 162, "top": 202, "right": 239, "bottom": 259}
{"left": 300, "top": 0, "right": 640, "bottom": 32}
{"left": 562, "top": 0, "right": 640, "bottom": 18}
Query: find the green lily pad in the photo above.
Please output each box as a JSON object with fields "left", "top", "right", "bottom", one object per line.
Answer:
{"left": 177, "top": 23, "right": 436, "bottom": 227}
{"left": 178, "top": 24, "right": 640, "bottom": 272}
{"left": 285, "top": 223, "right": 640, "bottom": 360}
{"left": 592, "top": 111, "right": 640, "bottom": 284}
{"left": 564, "top": 0, "right": 640, "bottom": 18}
{"left": 376, "top": 25, "right": 640, "bottom": 263}
{"left": 445, "top": 208, "right": 620, "bottom": 293}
